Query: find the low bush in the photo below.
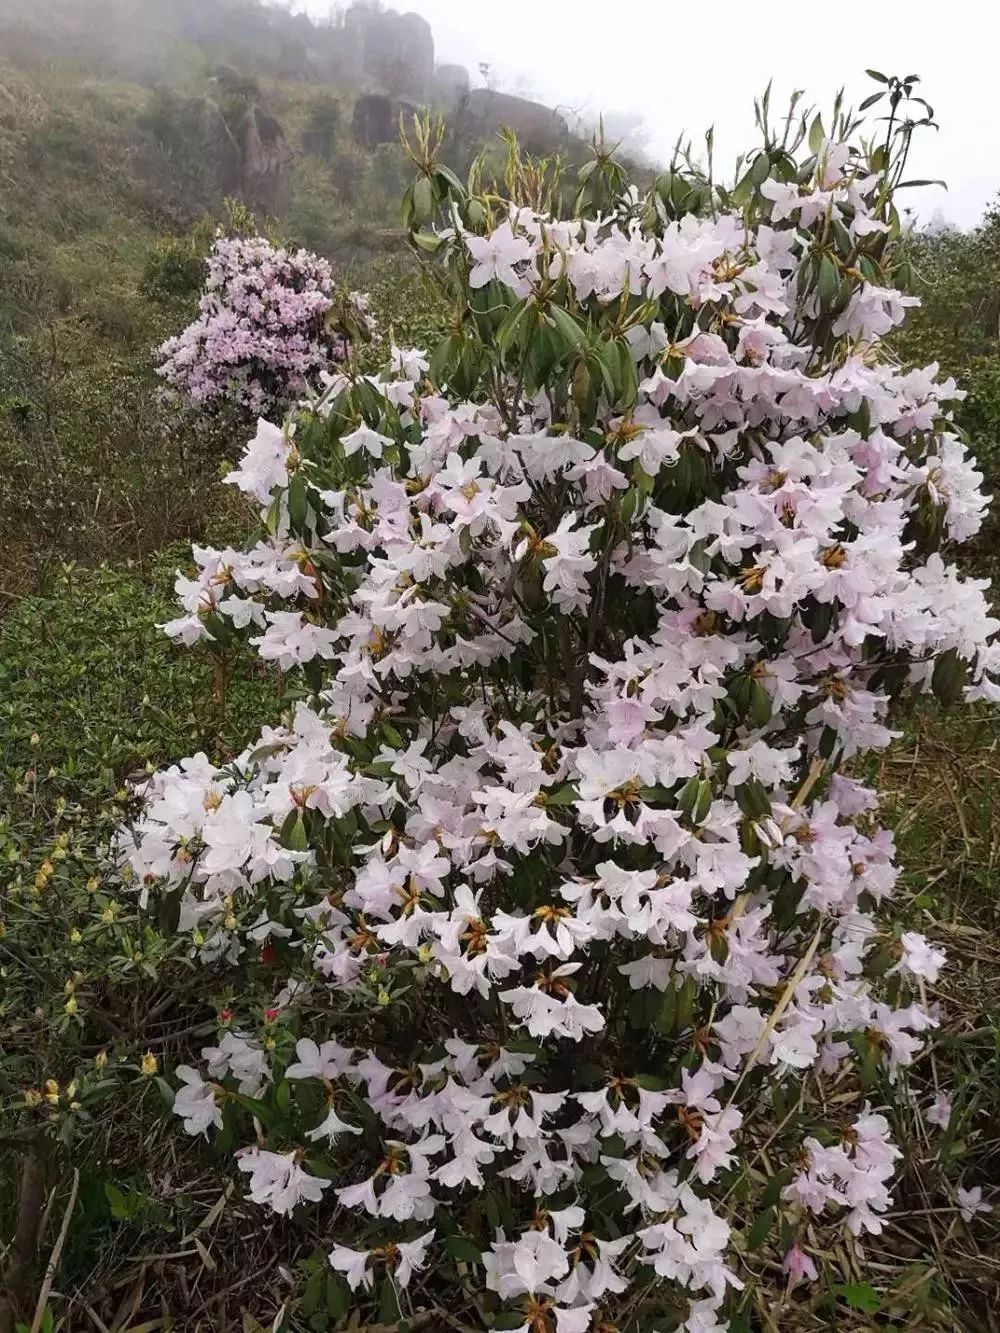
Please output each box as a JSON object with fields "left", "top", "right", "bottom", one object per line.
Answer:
{"left": 98, "top": 95, "right": 998, "bottom": 1330}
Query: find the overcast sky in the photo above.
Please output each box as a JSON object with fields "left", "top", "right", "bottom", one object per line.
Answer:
{"left": 303, "top": 0, "right": 998, "bottom": 227}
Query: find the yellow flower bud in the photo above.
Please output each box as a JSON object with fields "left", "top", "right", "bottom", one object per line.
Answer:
{"left": 64, "top": 995, "right": 78, "bottom": 1015}
{"left": 30, "top": 731, "right": 40, "bottom": 747}
{"left": 223, "top": 913, "right": 238, "bottom": 931}
{"left": 140, "top": 1051, "right": 158, "bottom": 1077}
{"left": 69, "top": 928, "right": 82, "bottom": 944}
{"left": 95, "top": 1050, "right": 109, "bottom": 1070}
{"left": 377, "top": 988, "right": 391, "bottom": 1007}
{"left": 44, "top": 1080, "right": 60, "bottom": 1104}
{"left": 24, "top": 1088, "right": 42, "bottom": 1108}
{"left": 86, "top": 876, "right": 100, "bottom": 893}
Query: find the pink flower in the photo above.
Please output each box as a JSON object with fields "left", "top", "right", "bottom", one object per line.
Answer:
{"left": 783, "top": 1243, "right": 819, "bottom": 1285}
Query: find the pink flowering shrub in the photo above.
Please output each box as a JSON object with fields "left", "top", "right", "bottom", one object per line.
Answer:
{"left": 156, "top": 234, "right": 374, "bottom": 418}
{"left": 120, "top": 98, "right": 996, "bottom": 1329}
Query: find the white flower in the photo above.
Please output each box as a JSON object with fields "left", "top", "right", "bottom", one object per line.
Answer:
{"left": 172, "top": 1066, "right": 222, "bottom": 1138}
{"left": 957, "top": 1185, "right": 991, "bottom": 1222}
{"left": 465, "top": 222, "right": 534, "bottom": 292}
{"left": 225, "top": 418, "right": 291, "bottom": 503}
{"left": 925, "top": 1091, "right": 952, "bottom": 1130}
{"left": 236, "top": 1148, "right": 330, "bottom": 1216}
{"left": 328, "top": 1242, "right": 372, "bottom": 1291}
{"left": 895, "top": 931, "right": 947, "bottom": 984}
{"left": 342, "top": 424, "right": 394, "bottom": 459}
{"left": 286, "top": 1037, "right": 351, "bottom": 1081}
{"left": 395, "top": 1229, "right": 435, "bottom": 1287}
{"left": 306, "top": 1105, "right": 362, "bottom": 1143}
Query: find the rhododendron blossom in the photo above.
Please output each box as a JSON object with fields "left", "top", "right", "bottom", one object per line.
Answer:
{"left": 118, "top": 105, "right": 996, "bottom": 1328}
{"left": 156, "top": 234, "right": 375, "bottom": 417}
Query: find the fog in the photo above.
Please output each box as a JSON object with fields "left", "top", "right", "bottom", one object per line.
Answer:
{"left": 304, "top": 0, "right": 998, "bottom": 227}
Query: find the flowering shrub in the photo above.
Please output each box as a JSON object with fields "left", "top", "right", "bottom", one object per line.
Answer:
{"left": 119, "top": 96, "right": 997, "bottom": 1329}
{"left": 155, "top": 233, "right": 376, "bottom": 417}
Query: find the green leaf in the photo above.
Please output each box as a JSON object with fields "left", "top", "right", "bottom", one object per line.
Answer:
{"left": 155, "top": 1076, "right": 178, "bottom": 1111}
{"left": 808, "top": 113, "right": 826, "bottom": 156}
{"left": 611, "top": 337, "right": 638, "bottom": 409}
{"left": 496, "top": 299, "right": 531, "bottom": 357}
{"left": 749, "top": 151, "right": 771, "bottom": 186}
{"left": 444, "top": 1234, "right": 483, "bottom": 1264}
{"left": 865, "top": 69, "right": 889, "bottom": 83}
{"left": 747, "top": 1205, "right": 775, "bottom": 1249}
{"left": 435, "top": 163, "right": 467, "bottom": 197}
{"left": 287, "top": 473, "right": 309, "bottom": 534}
{"left": 378, "top": 1276, "right": 401, "bottom": 1322}
{"left": 835, "top": 1282, "right": 881, "bottom": 1314}
{"left": 429, "top": 333, "right": 460, "bottom": 387}
{"left": 635, "top": 1072, "right": 668, "bottom": 1091}
{"left": 227, "top": 1091, "right": 277, "bottom": 1129}
{"left": 931, "top": 647, "right": 969, "bottom": 706}
{"left": 548, "top": 304, "right": 588, "bottom": 353}
{"left": 653, "top": 979, "right": 678, "bottom": 1035}
{"left": 818, "top": 254, "right": 840, "bottom": 310}
{"left": 381, "top": 721, "right": 404, "bottom": 749}
{"left": 749, "top": 679, "right": 773, "bottom": 726}
{"left": 324, "top": 1273, "right": 350, "bottom": 1317}
{"left": 279, "top": 809, "right": 308, "bottom": 852}
{"left": 412, "top": 175, "right": 434, "bottom": 226}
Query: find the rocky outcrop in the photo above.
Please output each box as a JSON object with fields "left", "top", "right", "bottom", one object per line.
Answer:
{"left": 457, "top": 89, "right": 568, "bottom": 154}
{"left": 342, "top": 4, "right": 434, "bottom": 102}
{"left": 352, "top": 92, "right": 395, "bottom": 149}
{"left": 240, "top": 102, "right": 292, "bottom": 215}
{"left": 188, "top": 70, "right": 292, "bottom": 214}
{"left": 433, "top": 62, "right": 469, "bottom": 108}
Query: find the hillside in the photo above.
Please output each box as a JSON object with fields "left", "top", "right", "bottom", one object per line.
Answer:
{"left": 0, "top": 0, "right": 608, "bottom": 598}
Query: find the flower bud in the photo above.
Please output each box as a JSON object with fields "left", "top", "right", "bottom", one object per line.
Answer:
{"left": 140, "top": 1051, "right": 159, "bottom": 1077}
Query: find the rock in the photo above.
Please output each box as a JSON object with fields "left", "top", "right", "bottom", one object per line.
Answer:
{"left": 458, "top": 89, "right": 568, "bottom": 154}
{"left": 352, "top": 92, "right": 394, "bottom": 149}
{"left": 352, "top": 92, "right": 422, "bottom": 149}
{"left": 241, "top": 103, "right": 292, "bottom": 215}
{"left": 343, "top": 4, "right": 434, "bottom": 101}
{"left": 433, "top": 62, "right": 469, "bottom": 108}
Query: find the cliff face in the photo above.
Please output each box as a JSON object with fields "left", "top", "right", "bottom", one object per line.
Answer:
{"left": 457, "top": 89, "right": 569, "bottom": 154}
{"left": 343, "top": 4, "right": 435, "bottom": 102}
